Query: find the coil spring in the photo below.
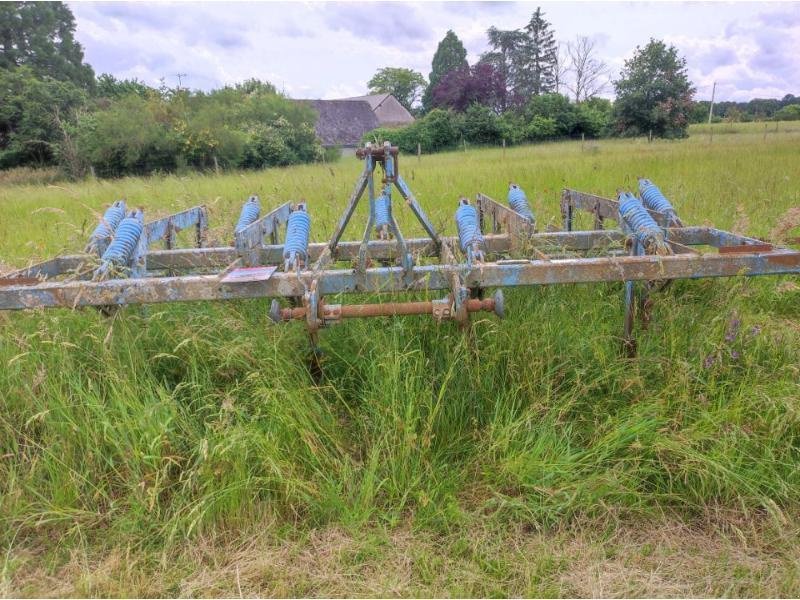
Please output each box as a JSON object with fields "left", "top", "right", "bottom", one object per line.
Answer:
{"left": 507, "top": 183, "right": 534, "bottom": 222}
{"left": 638, "top": 178, "right": 679, "bottom": 224}
{"left": 283, "top": 203, "right": 311, "bottom": 270}
{"left": 618, "top": 192, "right": 668, "bottom": 253}
{"left": 94, "top": 209, "right": 144, "bottom": 279}
{"left": 235, "top": 196, "right": 261, "bottom": 233}
{"left": 88, "top": 200, "right": 127, "bottom": 252}
{"left": 374, "top": 193, "right": 391, "bottom": 230}
{"left": 455, "top": 198, "right": 485, "bottom": 261}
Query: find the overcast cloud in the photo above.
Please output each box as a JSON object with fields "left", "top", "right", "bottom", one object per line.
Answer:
{"left": 69, "top": 1, "right": 800, "bottom": 102}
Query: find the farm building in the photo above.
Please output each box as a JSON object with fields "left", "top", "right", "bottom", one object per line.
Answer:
{"left": 302, "top": 93, "right": 414, "bottom": 153}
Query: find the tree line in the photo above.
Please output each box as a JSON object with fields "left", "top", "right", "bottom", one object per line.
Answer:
{"left": 691, "top": 95, "right": 800, "bottom": 123}
{"left": 365, "top": 10, "right": 799, "bottom": 152}
{"left": 2, "top": 2, "right": 799, "bottom": 179}
{"left": 0, "top": 2, "right": 323, "bottom": 178}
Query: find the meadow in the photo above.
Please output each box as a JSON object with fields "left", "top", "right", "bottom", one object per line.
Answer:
{"left": 1, "top": 122, "right": 799, "bottom": 596}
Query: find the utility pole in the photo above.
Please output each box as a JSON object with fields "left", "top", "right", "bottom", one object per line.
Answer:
{"left": 176, "top": 73, "right": 187, "bottom": 90}
{"left": 707, "top": 81, "right": 716, "bottom": 124}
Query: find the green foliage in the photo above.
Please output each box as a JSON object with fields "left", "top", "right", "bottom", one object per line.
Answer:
{"left": 613, "top": 38, "right": 695, "bottom": 138}
{"left": 365, "top": 109, "right": 463, "bottom": 153}
{"left": 525, "top": 115, "right": 558, "bottom": 140}
{"left": 0, "top": 1, "right": 94, "bottom": 88}
{"left": 69, "top": 83, "right": 322, "bottom": 177}
{"left": 366, "top": 94, "right": 610, "bottom": 150}
{"left": 523, "top": 93, "right": 577, "bottom": 136}
{"left": 461, "top": 104, "right": 504, "bottom": 145}
{"left": 422, "top": 30, "right": 468, "bottom": 112}
{"left": 523, "top": 7, "right": 559, "bottom": 96}
{"left": 74, "top": 94, "right": 179, "bottom": 178}
{"left": 367, "top": 67, "right": 426, "bottom": 112}
{"left": 575, "top": 97, "right": 614, "bottom": 137}
{"left": 94, "top": 73, "right": 154, "bottom": 99}
{"left": 0, "top": 66, "right": 86, "bottom": 168}
{"left": 774, "top": 104, "right": 800, "bottom": 121}
{"left": 481, "top": 7, "right": 559, "bottom": 106}
{"left": 497, "top": 111, "right": 527, "bottom": 144}
{"left": 689, "top": 101, "right": 712, "bottom": 124}
{"left": 690, "top": 96, "right": 799, "bottom": 124}
{"left": 482, "top": 27, "right": 529, "bottom": 109}
{"left": 421, "top": 108, "right": 463, "bottom": 149}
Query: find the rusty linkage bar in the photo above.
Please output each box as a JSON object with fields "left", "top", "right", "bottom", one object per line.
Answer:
{"left": 269, "top": 289, "right": 504, "bottom": 325}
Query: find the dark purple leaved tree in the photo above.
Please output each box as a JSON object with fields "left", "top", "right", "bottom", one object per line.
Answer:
{"left": 431, "top": 63, "right": 506, "bottom": 112}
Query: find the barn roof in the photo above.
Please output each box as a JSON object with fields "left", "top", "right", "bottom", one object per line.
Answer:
{"left": 344, "top": 93, "right": 392, "bottom": 110}
{"left": 345, "top": 93, "right": 415, "bottom": 127}
{"left": 303, "top": 99, "right": 380, "bottom": 147}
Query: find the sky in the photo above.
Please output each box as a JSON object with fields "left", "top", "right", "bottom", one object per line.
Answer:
{"left": 68, "top": 1, "right": 800, "bottom": 103}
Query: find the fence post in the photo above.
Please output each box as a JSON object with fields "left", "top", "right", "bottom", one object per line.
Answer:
{"left": 502, "top": 138, "right": 506, "bottom": 160}
{"left": 213, "top": 155, "right": 220, "bottom": 175}
{"left": 648, "top": 130, "right": 653, "bottom": 143}
{"left": 417, "top": 142, "right": 421, "bottom": 163}
{"left": 581, "top": 132, "right": 585, "bottom": 151}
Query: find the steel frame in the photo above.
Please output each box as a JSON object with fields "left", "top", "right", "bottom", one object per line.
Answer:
{"left": 1, "top": 146, "right": 798, "bottom": 350}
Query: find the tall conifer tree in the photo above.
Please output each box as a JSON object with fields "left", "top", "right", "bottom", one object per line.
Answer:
{"left": 422, "top": 30, "right": 468, "bottom": 112}
{"left": 523, "top": 7, "right": 558, "bottom": 96}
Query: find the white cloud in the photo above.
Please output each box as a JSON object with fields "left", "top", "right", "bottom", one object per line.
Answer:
{"left": 69, "top": 1, "right": 799, "bottom": 101}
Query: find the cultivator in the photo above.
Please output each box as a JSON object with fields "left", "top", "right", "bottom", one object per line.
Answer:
{"left": 2, "top": 141, "right": 799, "bottom": 354}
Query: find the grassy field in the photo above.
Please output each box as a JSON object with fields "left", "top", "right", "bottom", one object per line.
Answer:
{"left": 1, "top": 122, "right": 800, "bottom": 596}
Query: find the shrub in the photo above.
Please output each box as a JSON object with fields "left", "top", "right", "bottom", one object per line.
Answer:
{"left": 74, "top": 95, "right": 178, "bottom": 178}
{"left": 421, "top": 109, "right": 462, "bottom": 150}
{"left": 773, "top": 104, "right": 800, "bottom": 121}
{"left": 364, "top": 109, "right": 463, "bottom": 153}
{"left": 575, "top": 98, "right": 614, "bottom": 138}
{"left": 0, "top": 67, "right": 86, "bottom": 168}
{"left": 497, "top": 112, "right": 527, "bottom": 145}
{"left": 241, "top": 123, "right": 292, "bottom": 168}
{"left": 461, "top": 104, "right": 503, "bottom": 145}
{"left": 69, "top": 81, "right": 322, "bottom": 177}
{"left": 523, "top": 93, "right": 579, "bottom": 137}
{"left": 525, "top": 116, "right": 558, "bottom": 140}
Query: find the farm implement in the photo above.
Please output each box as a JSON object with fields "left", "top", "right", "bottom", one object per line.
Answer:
{"left": 2, "top": 142, "right": 799, "bottom": 354}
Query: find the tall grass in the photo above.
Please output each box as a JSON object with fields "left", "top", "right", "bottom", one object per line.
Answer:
{"left": 1, "top": 127, "right": 799, "bottom": 590}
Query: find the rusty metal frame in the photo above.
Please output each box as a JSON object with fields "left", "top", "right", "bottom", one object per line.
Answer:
{"left": 2, "top": 235, "right": 798, "bottom": 310}
{"left": 2, "top": 149, "right": 798, "bottom": 358}
{"left": 561, "top": 188, "right": 674, "bottom": 231}
{"left": 234, "top": 202, "right": 292, "bottom": 266}
{"left": 476, "top": 193, "right": 535, "bottom": 238}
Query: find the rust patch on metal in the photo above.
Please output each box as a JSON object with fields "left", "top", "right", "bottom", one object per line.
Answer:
{"left": 0, "top": 277, "right": 40, "bottom": 287}
{"left": 765, "top": 253, "right": 800, "bottom": 266}
{"left": 719, "top": 244, "right": 774, "bottom": 254}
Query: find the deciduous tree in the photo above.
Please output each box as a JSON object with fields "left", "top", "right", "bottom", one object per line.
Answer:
{"left": 566, "top": 35, "right": 608, "bottom": 102}
{"left": 0, "top": 1, "right": 94, "bottom": 88}
{"left": 482, "top": 27, "right": 527, "bottom": 109}
{"left": 431, "top": 62, "right": 505, "bottom": 112}
{"left": 0, "top": 67, "right": 86, "bottom": 168}
{"left": 613, "top": 38, "right": 695, "bottom": 138}
{"left": 367, "top": 67, "right": 426, "bottom": 112}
